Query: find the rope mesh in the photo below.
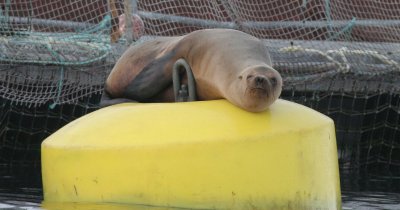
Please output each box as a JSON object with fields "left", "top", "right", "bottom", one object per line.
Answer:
{"left": 0, "top": 0, "right": 399, "bottom": 187}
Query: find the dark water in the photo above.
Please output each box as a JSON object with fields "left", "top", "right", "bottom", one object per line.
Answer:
{"left": 1, "top": 168, "right": 399, "bottom": 210}
{"left": 339, "top": 172, "right": 400, "bottom": 210}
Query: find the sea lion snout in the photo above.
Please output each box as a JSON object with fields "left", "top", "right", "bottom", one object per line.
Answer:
{"left": 255, "top": 76, "right": 266, "bottom": 85}
{"left": 244, "top": 67, "right": 282, "bottom": 90}
{"left": 252, "top": 75, "right": 269, "bottom": 88}
{"left": 257, "top": 75, "right": 279, "bottom": 89}
{"left": 246, "top": 75, "right": 270, "bottom": 98}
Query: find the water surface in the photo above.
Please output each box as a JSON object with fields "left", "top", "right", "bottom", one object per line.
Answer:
{"left": 1, "top": 175, "right": 399, "bottom": 209}
{"left": 1, "top": 165, "right": 399, "bottom": 209}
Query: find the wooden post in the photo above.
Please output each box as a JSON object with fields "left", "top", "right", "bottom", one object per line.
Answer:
{"left": 108, "top": 0, "right": 120, "bottom": 43}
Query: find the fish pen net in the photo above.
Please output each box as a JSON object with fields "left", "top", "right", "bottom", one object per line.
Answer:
{"left": 0, "top": 0, "right": 120, "bottom": 186}
{"left": 1, "top": 0, "right": 399, "bottom": 189}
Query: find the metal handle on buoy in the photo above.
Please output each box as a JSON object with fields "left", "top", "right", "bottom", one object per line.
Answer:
{"left": 172, "top": 58, "right": 196, "bottom": 102}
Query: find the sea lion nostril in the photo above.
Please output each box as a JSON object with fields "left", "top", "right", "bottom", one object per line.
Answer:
{"left": 255, "top": 76, "right": 266, "bottom": 85}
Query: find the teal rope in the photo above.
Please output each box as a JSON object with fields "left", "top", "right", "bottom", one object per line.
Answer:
{"left": 324, "top": 0, "right": 356, "bottom": 41}
{"left": 302, "top": 0, "right": 308, "bottom": 8}
{"left": 0, "top": 11, "right": 112, "bottom": 107}
{"left": 0, "top": 13, "right": 111, "bottom": 107}
{"left": 46, "top": 15, "right": 112, "bottom": 108}
{"left": 28, "top": 0, "right": 34, "bottom": 32}
{"left": 0, "top": 7, "right": 3, "bottom": 22}
{"left": 46, "top": 43, "right": 65, "bottom": 109}
{"left": 0, "top": 39, "right": 110, "bottom": 66}
{"left": 0, "top": 14, "right": 112, "bottom": 65}
{"left": 48, "top": 66, "right": 64, "bottom": 109}
{"left": 328, "top": 17, "right": 356, "bottom": 41}
{"left": 77, "top": 14, "right": 111, "bottom": 34}
{"left": 0, "top": 10, "right": 4, "bottom": 29}
{"left": 325, "top": 0, "right": 333, "bottom": 38}
{"left": 5, "top": 0, "right": 10, "bottom": 23}
{"left": 0, "top": 0, "right": 11, "bottom": 31}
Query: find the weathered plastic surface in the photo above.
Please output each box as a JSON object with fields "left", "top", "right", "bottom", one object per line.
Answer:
{"left": 42, "top": 99, "right": 341, "bottom": 210}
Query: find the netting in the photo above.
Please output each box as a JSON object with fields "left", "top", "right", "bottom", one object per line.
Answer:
{"left": 0, "top": 0, "right": 123, "bottom": 183}
{"left": 0, "top": 0, "right": 399, "bottom": 188}
{"left": 137, "top": 0, "right": 400, "bottom": 185}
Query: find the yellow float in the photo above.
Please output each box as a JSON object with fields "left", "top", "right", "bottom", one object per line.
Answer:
{"left": 41, "top": 99, "right": 341, "bottom": 209}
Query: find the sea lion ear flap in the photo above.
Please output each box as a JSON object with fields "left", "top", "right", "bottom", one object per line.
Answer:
{"left": 122, "top": 52, "right": 176, "bottom": 102}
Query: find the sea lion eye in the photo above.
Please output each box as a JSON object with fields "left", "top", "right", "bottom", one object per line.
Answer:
{"left": 238, "top": 75, "right": 243, "bottom": 80}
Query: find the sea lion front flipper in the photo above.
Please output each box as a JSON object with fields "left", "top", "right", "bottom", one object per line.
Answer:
{"left": 122, "top": 52, "right": 176, "bottom": 102}
{"left": 99, "top": 91, "right": 137, "bottom": 107}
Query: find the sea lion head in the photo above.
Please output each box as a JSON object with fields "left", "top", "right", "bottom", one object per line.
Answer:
{"left": 233, "top": 65, "right": 282, "bottom": 112}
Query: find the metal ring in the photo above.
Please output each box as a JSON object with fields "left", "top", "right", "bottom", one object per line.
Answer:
{"left": 172, "top": 58, "right": 196, "bottom": 102}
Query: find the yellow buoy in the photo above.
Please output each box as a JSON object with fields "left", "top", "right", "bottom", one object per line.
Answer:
{"left": 41, "top": 99, "right": 341, "bottom": 209}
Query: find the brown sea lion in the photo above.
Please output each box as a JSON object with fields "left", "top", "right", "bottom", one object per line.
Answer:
{"left": 103, "top": 29, "right": 283, "bottom": 112}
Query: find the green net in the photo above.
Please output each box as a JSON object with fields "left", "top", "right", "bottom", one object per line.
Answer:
{"left": 0, "top": 0, "right": 399, "bottom": 189}
{"left": 0, "top": 0, "right": 123, "bottom": 183}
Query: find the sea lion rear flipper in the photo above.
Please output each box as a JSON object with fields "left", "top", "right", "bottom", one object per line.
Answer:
{"left": 123, "top": 52, "right": 176, "bottom": 102}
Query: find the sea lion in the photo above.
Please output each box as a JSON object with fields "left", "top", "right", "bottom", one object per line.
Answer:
{"left": 103, "top": 29, "right": 283, "bottom": 112}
